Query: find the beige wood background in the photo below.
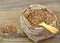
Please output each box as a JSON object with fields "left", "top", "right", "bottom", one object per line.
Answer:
{"left": 0, "top": 0, "right": 60, "bottom": 43}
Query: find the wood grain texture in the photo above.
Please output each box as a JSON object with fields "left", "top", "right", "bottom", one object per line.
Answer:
{"left": 0, "top": 0, "right": 59, "bottom": 43}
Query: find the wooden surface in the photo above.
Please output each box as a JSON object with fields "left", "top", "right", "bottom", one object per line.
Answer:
{"left": 0, "top": 10, "right": 59, "bottom": 43}
{"left": 0, "top": 0, "right": 60, "bottom": 43}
